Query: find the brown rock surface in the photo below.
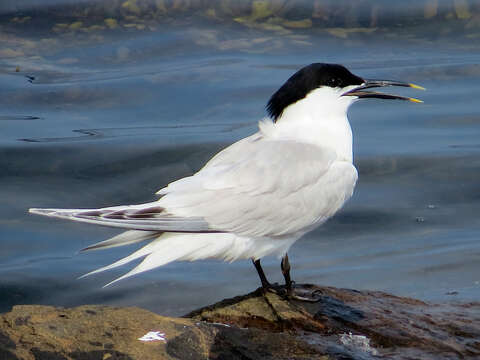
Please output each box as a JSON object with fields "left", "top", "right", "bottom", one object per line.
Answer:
{"left": 1, "top": 285, "right": 479, "bottom": 359}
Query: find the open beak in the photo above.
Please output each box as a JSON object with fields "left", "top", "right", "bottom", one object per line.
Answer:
{"left": 342, "top": 79, "right": 425, "bottom": 103}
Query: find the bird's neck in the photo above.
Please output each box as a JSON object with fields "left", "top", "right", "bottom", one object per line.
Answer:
{"left": 267, "top": 90, "right": 354, "bottom": 162}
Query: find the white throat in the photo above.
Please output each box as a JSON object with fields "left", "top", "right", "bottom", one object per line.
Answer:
{"left": 268, "top": 87, "right": 357, "bottom": 162}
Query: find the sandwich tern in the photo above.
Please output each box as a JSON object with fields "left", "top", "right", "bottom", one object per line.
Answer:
{"left": 30, "top": 63, "right": 423, "bottom": 300}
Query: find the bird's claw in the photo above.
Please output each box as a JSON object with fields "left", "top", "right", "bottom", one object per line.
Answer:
{"left": 262, "top": 284, "right": 323, "bottom": 302}
{"left": 286, "top": 286, "right": 323, "bottom": 302}
{"left": 261, "top": 283, "right": 284, "bottom": 296}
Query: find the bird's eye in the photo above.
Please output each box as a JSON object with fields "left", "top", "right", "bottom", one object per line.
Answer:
{"left": 327, "top": 78, "right": 342, "bottom": 87}
{"left": 328, "top": 78, "right": 342, "bottom": 87}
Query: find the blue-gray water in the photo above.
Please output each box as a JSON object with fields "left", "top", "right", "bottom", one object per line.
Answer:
{"left": 1, "top": 0, "right": 480, "bottom": 316}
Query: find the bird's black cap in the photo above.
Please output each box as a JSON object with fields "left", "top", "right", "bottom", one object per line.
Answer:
{"left": 266, "top": 63, "right": 364, "bottom": 121}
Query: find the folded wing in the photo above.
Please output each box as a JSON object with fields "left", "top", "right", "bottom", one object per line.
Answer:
{"left": 156, "top": 137, "right": 357, "bottom": 238}
{"left": 30, "top": 135, "right": 357, "bottom": 239}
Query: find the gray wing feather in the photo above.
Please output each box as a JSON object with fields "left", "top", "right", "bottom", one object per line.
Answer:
{"left": 28, "top": 206, "right": 215, "bottom": 232}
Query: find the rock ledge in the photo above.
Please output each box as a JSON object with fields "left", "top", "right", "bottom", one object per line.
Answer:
{"left": 1, "top": 285, "right": 479, "bottom": 359}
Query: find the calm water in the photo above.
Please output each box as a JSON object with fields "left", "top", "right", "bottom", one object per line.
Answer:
{"left": 1, "top": 0, "right": 480, "bottom": 316}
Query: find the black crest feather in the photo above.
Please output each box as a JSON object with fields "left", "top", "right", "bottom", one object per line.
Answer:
{"left": 266, "top": 63, "right": 364, "bottom": 121}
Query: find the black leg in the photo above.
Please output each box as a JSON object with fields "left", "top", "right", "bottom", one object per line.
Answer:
{"left": 252, "top": 258, "right": 271, "bottom": 289}
{"left": 254, "top": 255, "right": 321, "bottom": 302}
{"left": 281, "top": 253, "right": 293, "bottom": 292}
{"left": 281, "top": 253, "right": 322, "bottom": 302}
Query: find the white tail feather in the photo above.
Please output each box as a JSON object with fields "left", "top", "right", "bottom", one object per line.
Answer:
{"left": 80, "top": 230, "right": 159, "bottom": 252}
{"left": 80, "top": 232, "right": 298, "bottom": 287}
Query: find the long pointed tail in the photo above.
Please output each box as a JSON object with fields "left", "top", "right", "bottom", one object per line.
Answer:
{"left": 80, "top": 230, "right": 159, "bottom": 252}
{"left": 81, "top": 232, "right": 238, "bottom": 287}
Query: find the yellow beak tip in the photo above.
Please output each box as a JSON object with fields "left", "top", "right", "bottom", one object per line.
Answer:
{"left": 409, "top": 98, "right": 424, "bottom": 103}
{"left": 409, "top": 83, "right": 426, "bottom": 91}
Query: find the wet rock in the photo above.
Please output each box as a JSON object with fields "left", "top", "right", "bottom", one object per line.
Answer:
{"left": 189, "top": 285, "right": 480, "bottom": 358}
{"left": 1, "top": 285, "right": 480, "bottom": 359}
